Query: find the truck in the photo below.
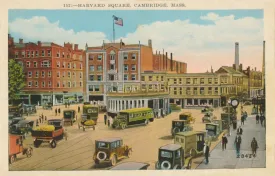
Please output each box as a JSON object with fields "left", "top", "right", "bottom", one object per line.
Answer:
{"left": 83, "top": 103, "right": 99, "bottom": 124}
{"left": 31, "top": 119, "right": 64, "bottom": 148}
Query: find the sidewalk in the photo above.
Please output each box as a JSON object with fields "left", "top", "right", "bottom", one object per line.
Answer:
{"left": 196, "top": 115, "right": 266, "bottom": 169}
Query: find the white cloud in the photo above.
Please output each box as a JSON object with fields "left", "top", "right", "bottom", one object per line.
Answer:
{"left": 9, "top": 13, "right": 263, "bottom": 73}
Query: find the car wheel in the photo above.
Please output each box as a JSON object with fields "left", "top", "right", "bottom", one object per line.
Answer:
{"left": 121, "top": 123, "right": 126, "bottom": 130}
{"left": 111, "top": 155, "right": 117, "bottom": 166}
{"left": 187, "top": 159, "right": 192, "bottom": 169}
{"left": 155, "top": 161, "right": 160, "bottom": 170}
{"left": 173, "top": 127, "right": 180, "bottom": 135}
{"left": 144, "top": 119, "right": 149, "bottom": 125}
{"left": 94, "top": 159, "right": 100, "bottom": 165}
{"left": 50, "top": 140, "right": 57, "bottom": 148}
{"left": 173, "top": 164, "right": 180, "bottom": 170}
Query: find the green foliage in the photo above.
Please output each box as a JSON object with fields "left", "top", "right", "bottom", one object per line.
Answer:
{"left": 8, "top": 59, "right": 25, "bottom": 102}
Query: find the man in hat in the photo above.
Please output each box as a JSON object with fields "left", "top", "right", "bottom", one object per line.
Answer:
{"left": 237, "top": 126, "right": 243, "bottom": 135}
{"left": 251, "top": 137, "right": 258, "bottom": 156}
{"left": 234, "top": 135, "right": 242, "bottom": 158}
{"left": 222, "top": 134, "right": 228, "bottom": 151}
{"left": 203, "top": 143, "right": 210, "bottom": 164}
{"left": 256, "top": 114, "right": 260, "bottom": 124}
{"left": 260, "top": 114, "right": 265, "bottom": 127}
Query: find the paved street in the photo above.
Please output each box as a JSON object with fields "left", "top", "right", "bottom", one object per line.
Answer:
{"left": 197, "top": 114, "right": 266, "bottom": 169}
{"left": 9, "top": 104, "right": 259, "bottom": 170}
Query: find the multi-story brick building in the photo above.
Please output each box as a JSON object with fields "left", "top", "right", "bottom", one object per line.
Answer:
{"left": 9, "top": 35, "right": 85, "bottom": 105}
{"left": 85, "top": 39, "right": 187, "bottom": 115}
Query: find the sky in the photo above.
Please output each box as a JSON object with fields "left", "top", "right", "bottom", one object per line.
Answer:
{"left": 8, "top": 10, "right": 264, "bottom": 73}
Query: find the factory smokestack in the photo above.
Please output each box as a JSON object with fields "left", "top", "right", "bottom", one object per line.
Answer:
{"left": 235, "top": 42, "right": 239, "bottom": 70}
{"left": 170, "top": 53, "right": 173, "bottom": 71}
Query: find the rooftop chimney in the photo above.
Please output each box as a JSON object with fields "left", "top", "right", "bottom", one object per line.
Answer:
{"left": 38, "top": 41, "right": 41, "bottom": 46}
{"left": 170, "top": 53, "right": 173, "bottom": 71}
{"left": 74, "top": 44, "right": 78, "bottom": 50}
{"left": 19, "top": 38, "right": 23, "bottom": 44}
{"left": 235, "top": 42, "right": 239, "bottom": 70}
{"left": 211, "top": 66, "right": 213, "bottom": 73}
{"left": 148, "top": 39, "right": 152, "bottom": 47}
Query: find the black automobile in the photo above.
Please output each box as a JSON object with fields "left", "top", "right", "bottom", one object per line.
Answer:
{"left": 155, "top": 144, "right": 191, "bottom": 170}
{"left": 109, "top": 162, "right": 150, "bottom": 170}
{"left": 171, "top": 120, "right": 192, "bottom": 136}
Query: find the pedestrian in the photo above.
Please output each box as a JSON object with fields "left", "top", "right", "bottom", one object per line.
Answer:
{"left": 78, "top": 106, "right": 80, "bottom": 113}
{"left": 227, "top": 124, "right": 231, "bottom": 136}
{"left": 203, "top": 143, "right": 210, "bottom": 164}
{"left": 234, "top": 135, "right": 242, "bottom": 158}
{"left": 222, "top": 134, "right": 228, "bottom": 151}
{"left": 42, "top": 113, "right": 44, "bottom": 121}
{"left": 58, "top": 108, "right": 61, "bottom": 115}
{"left": 64, "top": 129, "right": 68, "bottom": 141}
{"left": 104, "top": 113, "right": 107, "bottom": 125}
{"left": 45, "top": 116, "right": 47, "bottom": 121}
{"left": 36, "top": 119, "right": 39, "bottom": 127}
{"left": 241, "top": 115, "right": 245, "bottom": 125}
{"left": 245, "top": 111, "right": 248, "bottom": 120}
{"left": 251, "top": 137, "right": 258, "bottom": 156}
{"left": 260, "top": 114, "right": 265, "bottom": 127}
{"left": 256, "top": 114, "right": 260, "bottom": 124}
{"left": 65, "top": 102, "right": 67, "bottom": 108}
{"left": 68, "top": 102, "right": 70, "bottom": 108}
{"left": 237, "top": 126, "right": 243, "bottom": 135}
{"left": 39, "top": 117, "right": 41, "bottom": 123}
{"left": 55, "top": 108, "right": 57, "bottom": 116}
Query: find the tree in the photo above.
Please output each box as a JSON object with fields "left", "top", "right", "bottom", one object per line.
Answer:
{"left": 8, "top": 59, "right": 25, "bottom": 104}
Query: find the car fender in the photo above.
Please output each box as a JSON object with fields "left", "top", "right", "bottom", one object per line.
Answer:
{"left": 184, "top": 156, "right": 192, "bottom": 168}
{"left": 109, "top": 152, "right": 116, "bottom": 160}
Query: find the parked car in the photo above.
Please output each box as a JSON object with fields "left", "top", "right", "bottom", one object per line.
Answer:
{"left": 201, "top": 106, "right": 214, "bottom": 113}
{"left": 43, "top": 103, "right": 53, "bottom": 110}
{"left": 155, "top": 144, "right": 192, "bottom": 170}
{"left": 93, "top": 138, "right": 132, "bottom": 166}
{"left": 171, "top": 120, "right": 193, "bottom": 137}
{"left": 179, "top": 112, "right": 195, "bottom": 124}
{"left": 63, "top": 110, "right": 77, "bottom": 126}
{"left": 83, "top": 104, "right": 99, "bottom": 124}
{"left": 109, "top": 162, "right": 150, "bottom": 170}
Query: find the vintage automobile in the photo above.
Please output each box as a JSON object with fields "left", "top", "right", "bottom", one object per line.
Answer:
{"left": 179, "top": 112, "right": 195, "bottom": 124}
{"left": 93, "top": 138, "right": 132, "bottom": 166}
{"left": 155, "top": 144, "right": 192, "bottom": 170}
{"left": 78, "top": 114, "right": 96, "bottom": 131}
{"left": 202, "top": 112, "right": 213, "bottom": 123}
{"left": 205, "top": 122, "right": 222, "bottom": 140}
{"left": 171, "top": 120, "right": 193, "bottom": 137}
{"left": 201, "top": 106, "right": 214, "bottom": 113}
{"left": 63, "top": 109, "right": 77, "bottom": 126}
{"left": 174, "top": 131, "right": 210, "bottom": 158}
{"left": 9, "top": 134, "right": 33, "bottom": 164}
{"left": 32, "top": 119, "right": 64, "bottom": 148}
{"left": 9, "top": 117, "right": 26, "bottom": 127}
{"left": 10, "top": 120, "right": 34, "bottom": 135}
{"left": 109, "top": 162, "right": 150, "bottom": 170}
{"left": 22, "top": 104, "right": 37, "bottom": 115}
{"left": 83, "top": 103, "right": 99, "bottom": 124}
{"left": 9, "top": 105, "right": 22, "bottom": 117}
{"left": 43, "top": 102, "right": 53, "bottom": 110}
{"left": 112, "top": 108, "right": 154, "bottom": 129}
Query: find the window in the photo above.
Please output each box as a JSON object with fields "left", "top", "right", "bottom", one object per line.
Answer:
{"left": 97, "top": 75, "right": 102, "bottom": 81}
{"left": 174, "top": 88, "right": 177, "bottom": 95}
{"left": 62, "top": 62, "right": 65, "bottom": 68}
{"left": 62, "top": 52, "right": 65, "bottom": 58}
{"left": 68, "top": 63, "right": 71, "bottom": 69}
{"left": 57, "top": 51, "right": 60, "bottom": 57}
{"left": 200, "top": 78, "right": 204, "bottom": 84}
{"left": 33, "top": 62, "right": 37, "bottom": 68}
{"left": 35, "top": 71, "right": 39, "bottom": 78}
{"left": 161, "top": 76, "right": 164, "bottom": 81}
{"left": 97, "top": 65, "right": 102, "bottom": 71}
{"left": 109, "top": 75, "right": 115, "bottom": 81}
{"left": 160, "top": 151, "right": 172, "bottom": 158}
{"left": 73, "top": 82, "right": 76, "bottom": 87}
{"left": 57, "top": 61, "right": 60, "bottom": 68}
{"left": 208, "top": 87, "right": 212, "bottom": 95}
{"left": 41, "top": 71, "right": 45, "bottom": 78}
{"left": 161, "top": 84, "right": 164, "bottom": 90}
{"left": 57, "top": 71, "right": 60, "bottom": 78}
{"left": 89, "top": 65, "right": 94, "bottom": 71}
{"left": 124, "top": 64, "right": 128, "bottom": 71}
{"left": 110, "top": 54, "right": 115, "bottom": 60}
{"left": 80, "top": 81, "right": 83, "bottom": 87}
{"left": 131, "top": 75, "right": 136, "bottom": 80}
{"left": 123, "top": 53, "right": 128, "bottom": 60}
{"left": 97, "top": 55, "right": 102, "bottom": 60}
{"left": 41, "top": 60, "right": 50, "bottom": 67}
{"left": 47, "top": 50, "right": 51, "bottom": 56}
{"left": 68, "top": 72, "right": 71, "bottom": 78}
{"left": 35, "top": 51, "right": 38, "bottom": 57}
{"left": 42, "top": 81, "right": 45, "bottom": 88}
{"left": 63, "top": 72, "right": 66, "bottom": 78}
{"left": 215, "top": 78, "right": 218, "bottom": 84}
{"left": 73, "top": 72, "right": 76, "bottom": 78}
{"left": 187, "top": 78, "right": 191, "bottom": 84}
{"left": 174, "top": 79, "right": 177, "bottom": 84}
{"left": 89, "top": 85, "right": 94, "bottom": 91}
{"left": 179, "top": 78, "right": 182, "bottom": 84}
{"left": 193, "top": 87, "right": 197, "bottom": 95}
{"left": 35, "top": 81, "right": 38, "bottom": 87}
{"left": 215, "top": 87, "right": 218, "bottom": 94}
{"left": 89, "top": 75, "right": 94, "bottom": 81}
{"left": 142, "top": 84, "right": 146, "bottom": 89}
{"left": 41, "top": 50, "right": 45, "bottom": 57}
{"left": 63, "top": 81, "right": 66, "bottom": 87}
{"left": 80, "top": 63, "right": 82, "bottom": 69}
{"left": 15, "top": 52, "right": 18, "bottom": 58}
{"left": 132, "top": 53, "right": 136, "bottom": 60}
{"left": 131, "top": 65, "right": 136, "bottom": 71}
{"left": 22, "top": 51, "right": 25, "bottom": 57}
{"left": 73, "top": 63, "right": 76, "bottom": 69}
{"left": 68, "top": 82, "right": 71, "bottom": 88}
{"left": 48, "top": 81, "right": 51, "bottom": 87}
{"left": 57, "top": 81, "right": 60, "bottom": 88}
{"left": 208, "top": 78, "right": 212, "bottom": 84}
{"left": 31, "top": 51, "right": 34, "bottom": 57}
{"left": 124, "top": 74, "right": 128, "bottom": 81}
{"left": 28, "top": 81, "right": 32, "bottom": 87}
{"left": 26, "top": 61, "right": 30, "bottom": 68}
{"left": 28, "top": 71, "right": 32, "bottom": 78}
{"left": 80, "top": 72, "right": 82, "bottom": 79}
{"left": 110, "top": 64, "right": 115, "bottom": 70}
{"left": 186, "top": 87, "right": 191, "bottom": 95}
{"left": 200, "top": 87, "right": 204, "bottom": 95}
{"left": 149, "top": 76, "right": 152, "bottom": 81}
{"left": 89, "top": 54, "right": 94, "bottom": 60}
{"left": 149, "top": 85, "right": 153, "bottom": 89}
{"left": 141, "top": 76, "right": 145, "bottom": 81}
{"left": 27, "top": 51, "right": 30, "bottom": 58}
{"left": 94, "top": 85, "right": 100, "bottom": 91}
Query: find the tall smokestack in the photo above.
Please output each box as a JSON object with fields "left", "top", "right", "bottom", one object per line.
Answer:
{"left": 163, "top": 49, "right": 165, "bottom": 70}
{"left": 159, "top": 51, "right": 161, "bottom": 70}
{"left": 235, "top": 42, "right": 239, "bottom": 70}
{"left": 176, "top": 61, "right": 179, "bottom": 73}
{"left": 148, "top": 39, "right": 152, "bottom": 47}
{"left": 170, "top": 53, "right": 173, "bottom": 71}
{"left": 166, "top": 52, "right": 168, "bottom": 70}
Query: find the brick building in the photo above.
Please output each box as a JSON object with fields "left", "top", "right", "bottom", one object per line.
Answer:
{"left": 8, "top": 35, "right": 85, "bottom": 105}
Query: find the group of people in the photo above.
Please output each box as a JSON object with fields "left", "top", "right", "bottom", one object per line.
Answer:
{"left": 55, "top": 108, "right": 61, "bottom": 116}
{"left": 36, "top": 113, "right": 47, "bottom": 127}
{"left": 256, "top": 113, "right": 265, "bottom": 127}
